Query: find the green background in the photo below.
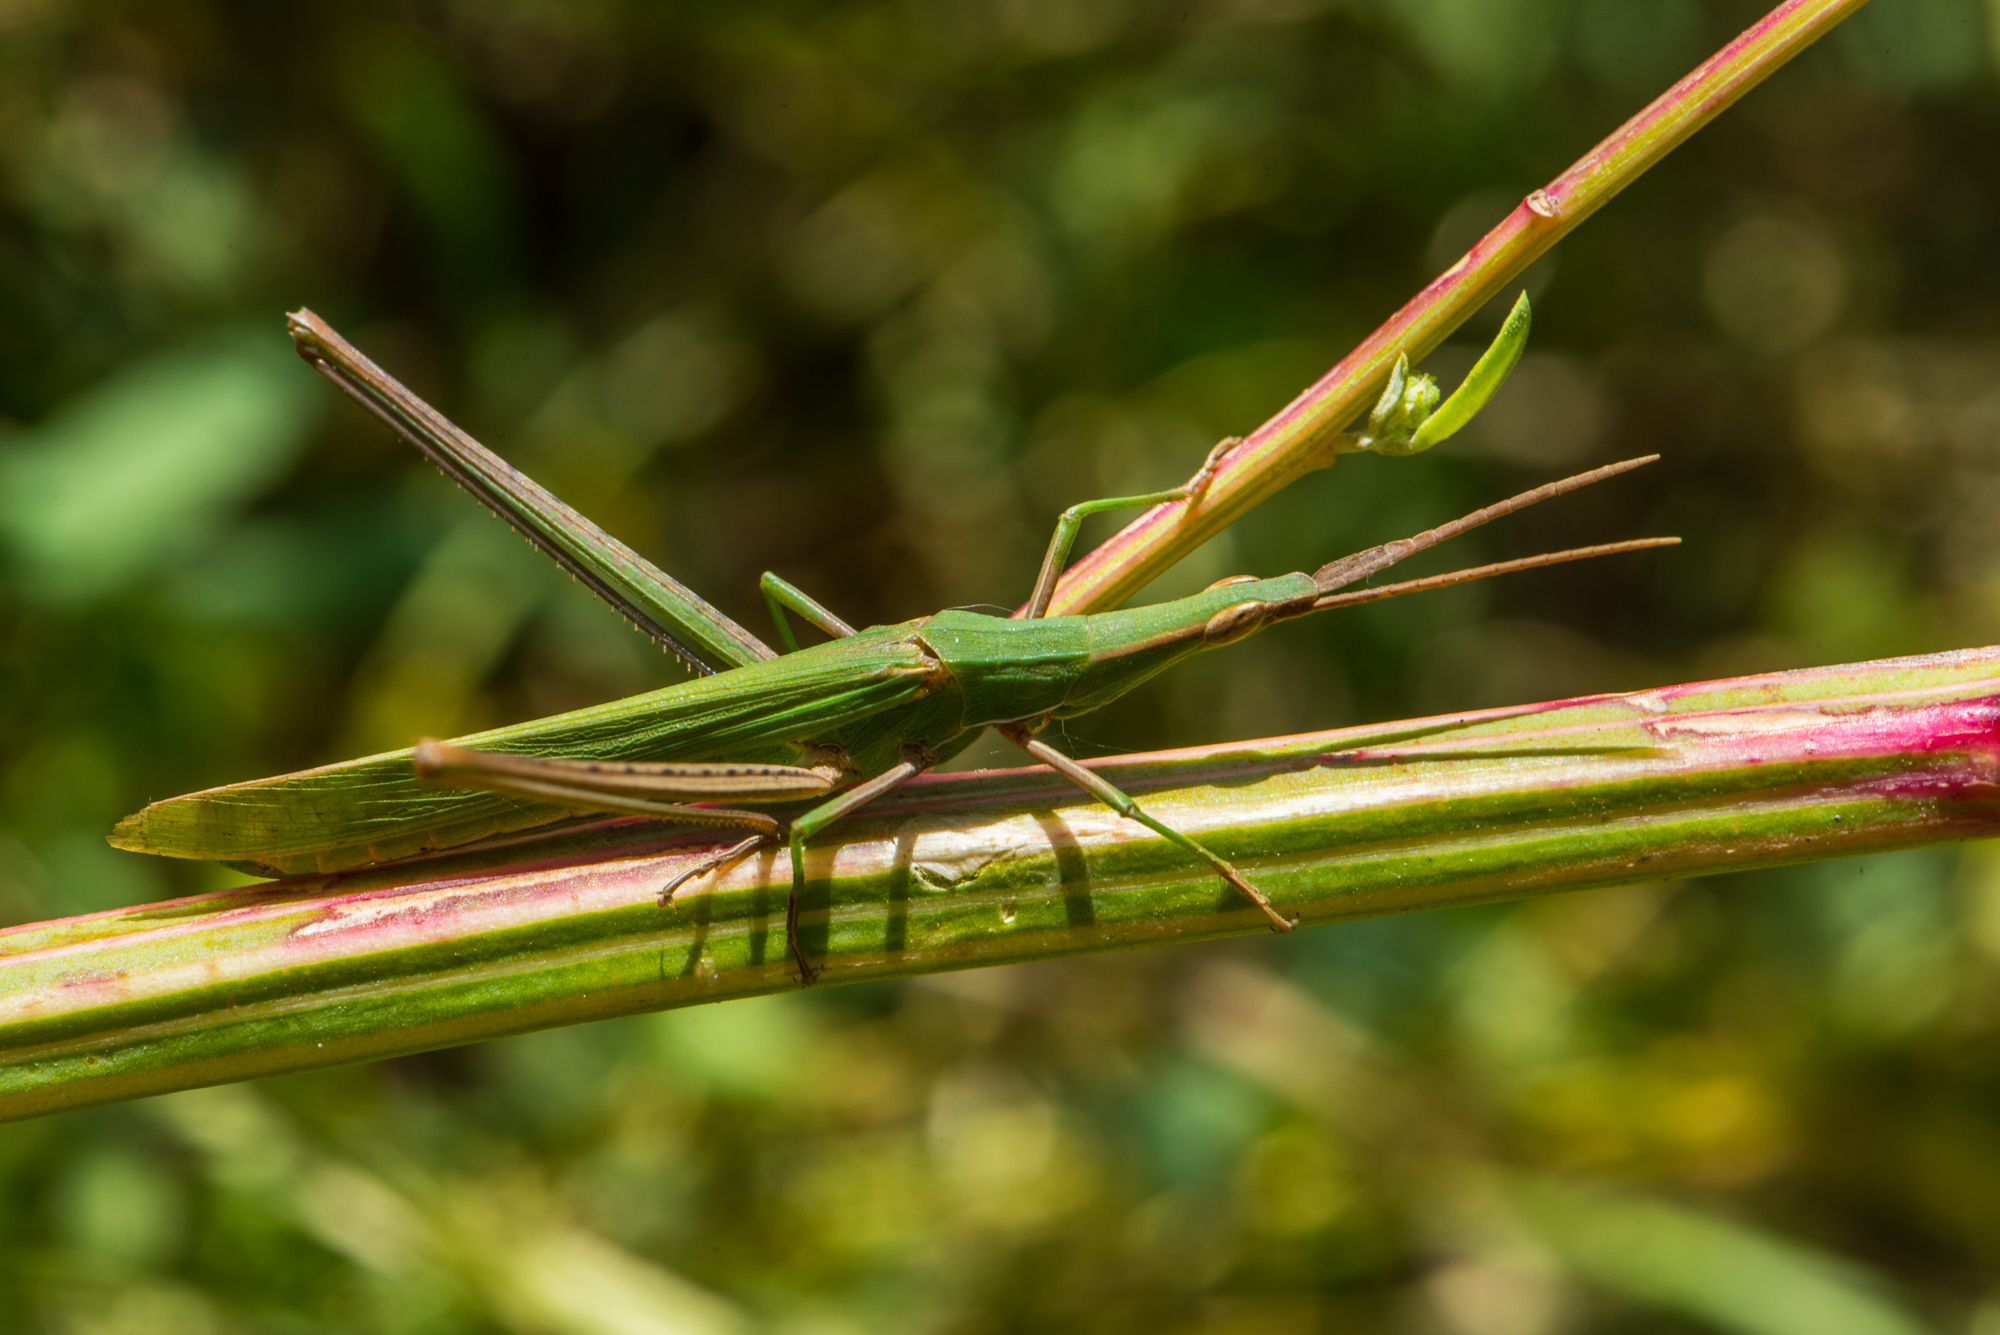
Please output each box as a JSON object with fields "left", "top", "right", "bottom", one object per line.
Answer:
{"left": 3, "top": 0, "right": 2000, "bottom": 1330}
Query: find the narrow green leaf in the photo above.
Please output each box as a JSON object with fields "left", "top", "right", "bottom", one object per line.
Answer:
{"left": 1407, "top": 292, "right": 1533, "bottom": 453}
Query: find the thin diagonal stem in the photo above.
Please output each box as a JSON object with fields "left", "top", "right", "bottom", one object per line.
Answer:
{"left": 1037, "top": 0, "right": 1873, "bottom": 619}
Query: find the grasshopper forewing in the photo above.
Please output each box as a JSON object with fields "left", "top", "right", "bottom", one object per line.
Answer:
{"left": 112, "top": 306, "right": 1676, "bottom": 983}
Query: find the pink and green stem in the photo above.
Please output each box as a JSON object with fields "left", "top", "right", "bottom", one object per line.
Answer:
{"left": 8, "top": 645, "right": 1999, "bottom": 1121}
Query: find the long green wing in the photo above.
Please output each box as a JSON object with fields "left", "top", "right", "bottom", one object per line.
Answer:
{"left": 289, "top": 311, "right": 777, "bottom": 675}
{"left": 111, "top": 630, "right": 937, "bottom": 877}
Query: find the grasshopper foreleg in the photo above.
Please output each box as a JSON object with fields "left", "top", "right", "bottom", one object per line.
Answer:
{"left": 1020, "top": 437, "right": 1240, "bottom": 620}
{"left": 1026, "top": 474, "right": 1226, "bottom": 620}
{"left": 1000, "top": 723, "right": 1295, "bottom": 933}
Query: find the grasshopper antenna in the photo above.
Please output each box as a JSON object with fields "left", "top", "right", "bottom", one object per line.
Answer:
{"left": 1313, "top": 455, "right": 1660, "bottom": 596}
{"left": 1313, "top": 537, "right": 1679, "bottom": 612}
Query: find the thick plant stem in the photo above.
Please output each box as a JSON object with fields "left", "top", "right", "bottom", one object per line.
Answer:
{"left": 1039, "top": 0, "right": 1873, "bottom": 618}
{"left": 8, "top": 644, "right": 2000, "bottom": 1122}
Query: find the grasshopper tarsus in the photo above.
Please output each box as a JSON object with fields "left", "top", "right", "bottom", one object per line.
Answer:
{"left": 1184, "top": 436, "right": 1239, "bottom": 499}
{"left": 660, "top": 834, "right": 769, "bottom": 904}
{"left": 1214, "top": 862, "right": 1296, "bottom": 933}
{"left": 786, "top": 890, "right": 818, "bottom": 987}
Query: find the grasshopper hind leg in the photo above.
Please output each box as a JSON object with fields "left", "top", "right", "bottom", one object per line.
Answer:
{"left": 410, "top": 737, "right": 836, "bottom": 913}
{"left": 411, "top": 739, "right": 934, "bottom": 986}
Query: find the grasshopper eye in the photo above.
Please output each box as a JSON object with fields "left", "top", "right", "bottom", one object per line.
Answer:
{"left": 1203, "top": 600, "right": 1268, "bottom": 645}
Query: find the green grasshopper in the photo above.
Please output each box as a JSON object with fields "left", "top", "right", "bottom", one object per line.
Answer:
{"left": 110, "top": 298, "right": 1674, "bottom": 982}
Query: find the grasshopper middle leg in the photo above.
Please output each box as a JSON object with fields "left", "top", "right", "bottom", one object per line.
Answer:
{"left": 775, "top": 745, "right": 934, "bottom": 984}
{"left": 999, "top": 723, "right": 1295, "bottom": 932}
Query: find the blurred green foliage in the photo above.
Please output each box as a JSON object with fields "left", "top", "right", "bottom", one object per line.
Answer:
{"left": 2, "top": 0, "right": 1999, "bottom": 1329}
